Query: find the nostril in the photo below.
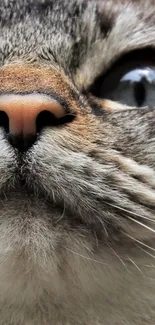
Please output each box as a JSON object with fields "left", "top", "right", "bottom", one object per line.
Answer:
{"left": 36, "top": 111, "right": 60, "bottom": 133}
{"left": 36, "top": 110, "right": 75, "bottom": 133}
{"left": 0, "top": 94, "right": 76, "bottom": 152}
{"left": 0, "top": 111, "right": 9, "bottom": 133}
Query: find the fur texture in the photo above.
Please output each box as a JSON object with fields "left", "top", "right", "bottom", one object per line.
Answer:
{"left": 0, "top": 0, "right": 155, "bottom": 324}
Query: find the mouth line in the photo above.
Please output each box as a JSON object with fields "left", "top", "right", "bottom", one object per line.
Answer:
{"left": 9, "top": 134, "right": 37, "bottom": 153}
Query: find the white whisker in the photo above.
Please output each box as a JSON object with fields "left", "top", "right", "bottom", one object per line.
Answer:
{"left": 107, "top": 202, "right": 155, "bottom": 223}
{"left": 144, "top": 264, "right": 155, "bottom": 268}
{"left": 65, "top": 247, "right": 109, "bottom": 266}
{"left": 95, "top": 215, "right": 109, "bottom": 237}
{"left": 122, "top": 232, "right": 155, "bottom": 252}
{"left": 127, "top": 256, "right": 144, "bottom": 275}
{"left": 93, "top": 231, "right": 99, "bottom": 249}
{"left": 124, "top": 215, "right": 155, "bottom": 233}
{"left": 55, "top": 201, "right": 66, "bottom": 223}
{"left": 107, "top": 244, "right": 131, "bottom": 273}
{"left": 136, "top": 244, "right": 155, "bottom": 260}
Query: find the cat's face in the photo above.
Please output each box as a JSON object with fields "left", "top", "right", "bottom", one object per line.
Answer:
{"left": 0, "top": 0, "right": 155, "bottom": 324}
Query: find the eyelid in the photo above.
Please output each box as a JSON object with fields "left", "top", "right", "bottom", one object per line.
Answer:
{"left": 91, "top": 98, "right": 135, "bottom": 112}
{"left": 89, "top": 48, "right": 155, "bottom": 97}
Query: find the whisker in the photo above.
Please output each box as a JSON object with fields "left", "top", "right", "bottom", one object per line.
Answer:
{"left": 107, "top": 202, "right": 155, "bottom": 223}
{"left": 122, "top": 232, "right": 155, "bottom": 252}
{"left": 93, "top": 231, "right": 99, "bottom": 249}
{"left": 55, "top": 201, "right": 66, "bottom": 223}
{"left": 127, "top": 256, "right": 144, "bottom": 275}
{"left": 144, "top": 264, "right": 155, "bottom": 268}
{"left": 107, "top": 244, "right": 131, "bottom": 273}
{"left": 136, "top": 244, "right": 155, "bottom": 260}
{"left": 95, "top": 214, "right": 109, "bottom": 237}
{"left": 124, "top": 215, "right": 155, "bottom": 233}
{"left": 65, "top": 247, "right": 109, "bottom": 266}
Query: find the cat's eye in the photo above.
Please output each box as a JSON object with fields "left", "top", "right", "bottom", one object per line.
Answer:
{"left": 93, "top": 67, "right": 155, "bottom": 107}
{"left": 89, "top": 50, "right": 155, "bottom": 108}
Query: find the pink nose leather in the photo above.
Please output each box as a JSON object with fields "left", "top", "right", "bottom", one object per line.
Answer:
{"left": 0, "top": 94, "right": 65, "bottom": 136}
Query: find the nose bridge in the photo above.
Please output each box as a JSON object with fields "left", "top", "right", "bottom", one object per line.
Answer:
{"left": 0, "top": 64, "right": 76, "bottom": 150}
{"left": 0, "top": 94, "right": 65, "bottom": 136}
{"left": 0, "top": 64, "right": 71, "bottom": 96}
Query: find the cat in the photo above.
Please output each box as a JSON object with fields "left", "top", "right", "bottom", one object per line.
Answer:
{"left": 0, "top": 0, "right": 155, "bottom": 324}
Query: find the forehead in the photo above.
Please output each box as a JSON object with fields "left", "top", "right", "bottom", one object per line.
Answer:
{"left": 1, "top": 0, "right": 155, "bottom": 85}
{"left": 0, "top": 0, "right": 102, "bottom": 64}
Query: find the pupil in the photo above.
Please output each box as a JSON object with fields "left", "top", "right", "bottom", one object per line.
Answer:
{"left": 134, "top": 81, "right": 146, "bottom": 107}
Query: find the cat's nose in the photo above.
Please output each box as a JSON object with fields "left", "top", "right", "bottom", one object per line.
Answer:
{"left": 0, "top": 94, "right": 67, "bottom": 151}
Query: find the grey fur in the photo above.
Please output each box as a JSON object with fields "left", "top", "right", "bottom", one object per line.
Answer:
{"left": 0, "top": 0, "right": 155, "bottom": 324}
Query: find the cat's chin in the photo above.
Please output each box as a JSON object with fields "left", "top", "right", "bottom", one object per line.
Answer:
{"left": 0, "top": 142, "right": 153, "bottom": 251}
{"left": 0, "top": 176, "right": 152, "bottom": 251}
